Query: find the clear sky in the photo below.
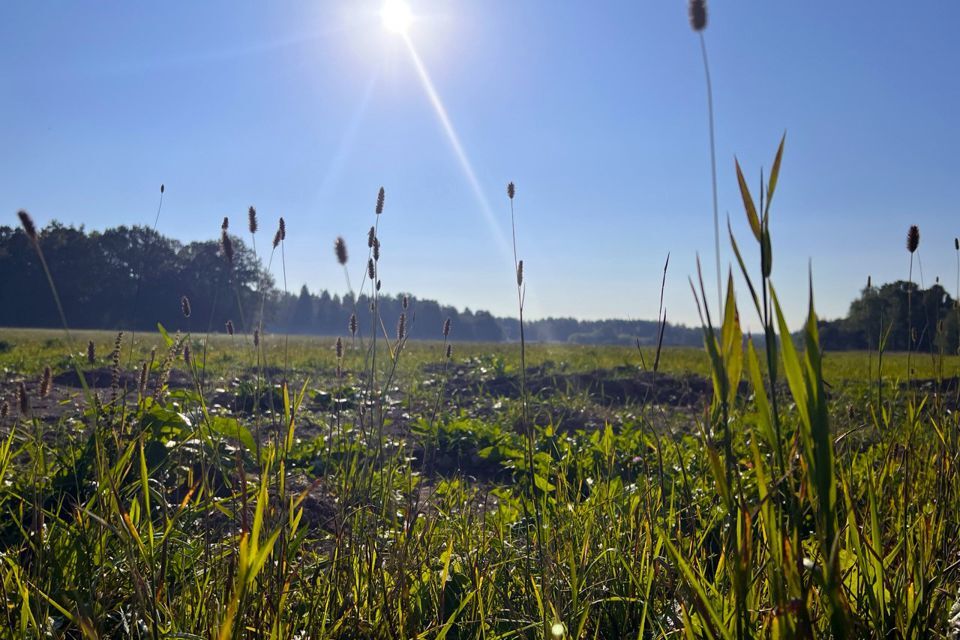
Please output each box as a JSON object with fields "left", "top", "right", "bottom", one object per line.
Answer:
{"left": 2, "top": 2, "right": 958, "bottom": 328}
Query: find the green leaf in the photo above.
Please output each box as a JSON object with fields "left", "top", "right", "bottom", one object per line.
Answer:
{"left": 210, "top": 416, "right": 257, "bottom": 456}
{"left": 720, "top": 271, "right": 743, "bottom": 409}
{"left": 765, "top": 133, "right": 786, "bottom": 215}
{"left": 157, "top": 322, "right": 173, "bottom": 347}
{"left": 735, "top": 158, "right": 761, "bottom": 241}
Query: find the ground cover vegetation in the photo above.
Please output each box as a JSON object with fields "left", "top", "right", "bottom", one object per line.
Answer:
{"left": 2, "top": 2, "right": 960, "bottom": 638}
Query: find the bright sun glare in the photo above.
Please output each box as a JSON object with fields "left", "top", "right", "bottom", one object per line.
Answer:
{"left": 381, "top": 0, "right": 413, "bottom": 34}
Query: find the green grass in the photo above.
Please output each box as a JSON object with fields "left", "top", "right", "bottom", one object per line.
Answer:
{"left": 0, "top": 323, "right": 958, "bottom": 638}
{"left": 2, "top": 140, "right": 960, "bottom": 639}
{"left": 4, "top": 326, "right": 958, "bottom": 383}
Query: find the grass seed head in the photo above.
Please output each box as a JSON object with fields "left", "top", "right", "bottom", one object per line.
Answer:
{"left": 376, "top": 279, "right": 381, "bottom": 292}
{"left": 253, "top": 329, "right": 260, "bottom": 348}
{"left": 226, "top": 319, "right": 234, "bottom": 335}
{"left": 688, "top": 0, "right": 707, "bottom": 31}
{"left": 955, "top": 237, "right": 958, "bottom": 251}
{"left": 221, "top": 216, "right": 229, "bottom": 231}
{"left": 507, "top": 182, "right": 515, "bottom": 200}
{"left": 180, "top": 295, "right": 191, "bottom": 318}
{"left": 349, "top": 313, "right": 358, "bottom": 337}
{"left": 279, "top": 217, "right": 286, "bottom": 241}
{"left": 160, "top": 183, "right": 165, "bottom": 194}
{"left": 138, "top": 361, "right": 148, "bottom": 396}
{"left": 17, "top": 210, "right": 37, "bottom": 243}
{"left": 17, "top": 382, "right": 29, "bottom": 416}
{"left": 335, "top": 336, "right": 343, "bottom": 359}
{"left": 87, "top": 340, "right": 96, "bottom": 364}
{"left": 368, "top": 258, "right": 376, "bottom": 281}
{"left": 446, "top": 343, "right": 452, "bottom": 359}
{"left": 40, "top": 366, "right": 52, "bottom": 398}
{"left": 368, "top": 226, "right": 376, "bottom": 248}
{"left": 402, "top": 294, "right": 409, "bottom": 310}
{"left": 907, "top": 225, "right": 920, "bottom": 254}
{"left": 373, "top": 237, "right": 380, "bottom": 262}
{"left": 111, "top": 332, "right": 123, "bottom": 392}
{"left": 221, "top": 230, "right": 234, "bottom": 264}
{"left": 335, "top": 236, "right": 348, "bottom": 265}
{"left": 376, "top": 187, "right": 385, "bottom": 215}
{"left": 516, "top": 260, "right": 524, "bottom": 287}
{"left": 248, "top": 206, "right": 258, "bottom": 234}
{"left": 183, "top": 343, "right": 191, "bottom": 366}
{"left": 443, "top": 317, "right": 451, "bottom": 338}
{"left": 397, "top": 313, "right": 407, "bottom": 341}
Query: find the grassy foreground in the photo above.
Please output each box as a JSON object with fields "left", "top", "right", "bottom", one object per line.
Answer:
{"left": 0, "top": 323, "right": 959, "bottom": 638}
{"left": 3, "top": 143, "right": 960, "bottom": 639}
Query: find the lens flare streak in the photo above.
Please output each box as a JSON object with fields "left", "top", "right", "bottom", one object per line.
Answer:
{"left": 401, "top": 33, "right": 512, "bottom": 262}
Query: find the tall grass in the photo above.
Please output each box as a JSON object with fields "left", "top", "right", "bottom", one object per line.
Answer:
{"left": 3, "top": 139, "right": 958, "bottom": 637}
{"left": 2, "top": 1, "right": 959, "bottom": 630}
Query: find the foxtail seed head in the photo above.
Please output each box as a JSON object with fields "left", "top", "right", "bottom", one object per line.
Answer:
{"left": 181, "top": 295, "right": 191, "bottom": 318}
{"left": 907, "top": 225, "right": 920, "bottom": 254}
{"left": 226, "top": 320, "right": 235, "bottom": 335}
{"left": 507, "top": 182, "right": 515, "bottom": 200}
{"left": 516, "top": 260, "right": 524, "bottom": 287}
{"left": 335, "top": 336, "right": 343, "bottom": 359}
{"left": 376, "top": 187, "right": 385, "bottom": 215}
{"left": 349, "top": 313, "right": 358, "bottom": 337}
{"left": 442, "top": 317, "right": 451, "bottom": 338}
{"left": 17, "top": 382, "right": 29, "bottom": 416}
{"left": 138, "top": 362, "right": 149, "bottom": 396}
{"left": 221, "top": 231, "right": 234, "bottom": 264}
{"left": 87, "top": 340, "right": 96, "bottom": 364}
{"left": 688, "top": 0, "right": 707, "bottom": 31}
{"left": 222, "top": 216, "right": 229, "bottom": 231}
{"left": 40, "top": 366, "right": 52, "bottom": 398}
{"left": 248, "top": 206, "right": 258, "bottom": 234}
{"left": 335, "top": 236, "right": 348, "bottom": 265}
{"left": 17, "top": 210, "right": 37, "bottom": 242}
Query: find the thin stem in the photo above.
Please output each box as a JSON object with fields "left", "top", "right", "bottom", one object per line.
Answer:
{"left": 699, "top": 33, "right": 722, "bottom": 315}
{"left": 128, "top": 189, "right": 165, "bottom": 367}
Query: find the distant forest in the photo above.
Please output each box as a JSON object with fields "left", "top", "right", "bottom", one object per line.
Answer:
{"left": 0, "top": 222, "right": 702, "bottom": 345}
{"left": 818, "top": 280, "right": 960, "bottom": 353}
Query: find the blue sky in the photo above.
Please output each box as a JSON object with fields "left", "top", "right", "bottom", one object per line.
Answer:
{"left": 2, "top": 2, "right": 958, "bottom": 328}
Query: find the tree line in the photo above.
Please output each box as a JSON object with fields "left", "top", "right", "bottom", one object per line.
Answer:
{"left": 818, "top": 280, "right": 960, "bottom": 353}
{"left": 0, "top": 222, "right": 702, "bottom": 345}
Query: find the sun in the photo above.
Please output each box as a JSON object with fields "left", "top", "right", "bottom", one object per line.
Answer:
{"left": 381, "top": 0, "right": 413, "bottom": 34}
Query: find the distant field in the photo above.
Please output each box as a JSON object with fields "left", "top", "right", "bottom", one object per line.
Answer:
{"left": 2, "top": 326, "right": 958, "bottom": 383}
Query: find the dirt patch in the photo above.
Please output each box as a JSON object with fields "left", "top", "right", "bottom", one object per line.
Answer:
{"left": 53, "top": 366, "right": 191, "bottom": 390}
{"left": 445, "top": 364, "right": 731, "bottom": 408}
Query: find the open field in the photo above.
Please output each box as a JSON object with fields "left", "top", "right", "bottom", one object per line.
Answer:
{"left": 1, "top": 324, "right": 959, "bottom": 637}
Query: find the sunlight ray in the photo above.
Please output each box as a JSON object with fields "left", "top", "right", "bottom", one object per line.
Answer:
{"left": 401, "top": 33, "right": 513, "bottom": 264}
